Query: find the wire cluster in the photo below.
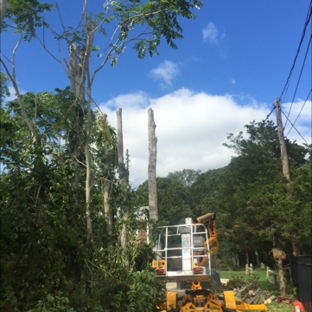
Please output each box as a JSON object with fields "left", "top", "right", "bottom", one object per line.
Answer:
{"left": 266, "top": 1, "right": 311, "bottom": 144}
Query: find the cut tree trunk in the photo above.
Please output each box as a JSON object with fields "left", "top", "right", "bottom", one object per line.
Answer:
{"left": 148, "top": 108, "right": 158, "bottom": 221}
{"left": 272, "top": 247, "right": 286, "bottom": 296}
{"left": 100, "top": 114, "right": 113, "bottom": 249}
{"left": 67, "top": 14, "right": 95, "bottom": 311}
{"left": 117, "top": 108, "right": 129, "bottom": 252}
{"left": 0, "top": 0, "right": 7, "bottom": 27}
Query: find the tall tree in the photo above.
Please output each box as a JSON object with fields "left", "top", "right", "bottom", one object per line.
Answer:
{"left": 1, "top": 0, "right": 204, "bottom": 232}
{"left": 1, "top": 0, "right": 206, "bottom": 309}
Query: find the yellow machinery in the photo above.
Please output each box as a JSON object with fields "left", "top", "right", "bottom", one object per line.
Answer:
{"left": 152, "top": 213, "right": 267, "bottom": 312}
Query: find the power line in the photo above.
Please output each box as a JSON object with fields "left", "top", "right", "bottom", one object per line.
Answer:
{"left": 279, "top": 1, "right": 312, "bottom": 102}
{"left": 281, "top": 107, "right": 308, "bottom": 144}
{"left": 284, "top": 34, "right": 312, "bottom": 129}
{"left": 286, "top": 88, "right": 312, "bottom": 138}
{"left": 264, "top": 104, "right": 276, "bottom": 121}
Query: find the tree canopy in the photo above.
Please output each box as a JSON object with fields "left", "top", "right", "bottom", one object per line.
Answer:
{"left": 1, "top": 0, "right": 311, "bottom": 308}
{"left": 1, "top": 0, "right": 206, "bottom": 310}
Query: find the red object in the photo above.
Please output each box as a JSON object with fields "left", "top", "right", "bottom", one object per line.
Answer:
{"left": 193, "top": 267, "right": 203, "bottom": 274}
{"left": 276, "top": 297, "right": 293, "bottom": 304}
{"left": 155, "top": 268, "right": 165, "bottom": 275}
{"left": 293, "top": 299, "right": 305, "bottom": 312}
{"left": 283, "top": 298, "right": 292, "bottom": 304}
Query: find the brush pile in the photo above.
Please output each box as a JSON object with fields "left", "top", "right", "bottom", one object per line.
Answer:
{"left": 225, "top": 276, "right": 276, "bottom": 304}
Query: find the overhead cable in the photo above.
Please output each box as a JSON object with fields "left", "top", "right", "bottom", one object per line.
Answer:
{"left": 281, "top": 107, "right": 308, "bottom": 144}
{"left": 284, "top": 34, "right": 312, "bottom": 129}
{"left": 286, "top": 88, "right": 312, "bottom": 138}
{"left": 264, "top": 104, "right": 276, "bottom": 121}
{"left": 279, "top": 1, "right": 312, "bottom": 102}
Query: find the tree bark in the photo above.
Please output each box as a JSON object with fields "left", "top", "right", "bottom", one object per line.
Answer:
{"left": 272, "top": 247, "right": 286, "bottom": 296}
{"left": 148, "top": 108, "right": 158, "bottom": 221}
{"left": 101, "top": 114, "right": 114, "bottom": 249}
{"left": 67, "top": 4, "right": 95, "bottom": 309}
{"left": 0, "top": 37, "right": 37, "bottom": 142}
{"left": 246, "top": 252, "right": 249, "bottom": 266}
{"left": 103, "top": 177, "right": 113, "bottom": 247}
{"left": 255, "top": 250, "right": 260, "bottom": 267}
{"left": 117, "top": 108, "right": 129, "bottom": 251}
{"left": 85, "top": 96, "right": 92, "bottom": 243}
{"left": 0, "top": 0, "right": 7, "bottom": 25}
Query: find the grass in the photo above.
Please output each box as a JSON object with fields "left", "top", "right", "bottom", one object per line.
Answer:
{"left": 214, "top": 267, "right": 295, "bottom": 312}
{"left": 216, "top": 267, "right": 267, "bottom": 281}
{"left": 266, "top": 302, "right": 294, "bottom": 312}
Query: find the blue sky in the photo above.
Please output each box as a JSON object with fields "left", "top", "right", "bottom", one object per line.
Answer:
{"left": 2, "top": 0, "right": 311, "bottom": 186}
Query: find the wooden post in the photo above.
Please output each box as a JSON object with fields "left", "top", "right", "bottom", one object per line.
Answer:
{"left": 275, "top": 99, "right": 301, "bottom": 256}
{"left": 275, "top": 99, "right": 290, "bottom": 182}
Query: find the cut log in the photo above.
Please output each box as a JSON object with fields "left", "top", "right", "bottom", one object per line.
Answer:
{"left": 248, "top": 290, "right": 255, "bottom": 296}
{"left": 265, "top": 295, "right": 276, "bottom": 304}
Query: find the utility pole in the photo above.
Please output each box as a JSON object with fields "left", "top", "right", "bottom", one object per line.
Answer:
{"left": 275, "top": 99, "right": 300, "bottom": 256}
{"left": 275, "top": 99, "right": 290, "bottom": 182}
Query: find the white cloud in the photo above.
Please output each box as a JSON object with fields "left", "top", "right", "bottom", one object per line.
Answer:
{"left": 99, "top": 88, "right": 311, "bottom": 188}
{"left": 149, "top": 60, "right": 180, "bottom": 85}
{"left": 4, "top": 84, "right": 27, "bottom": 103}
{"left": 202, "top": 22, "right": 219, "bottom": 44}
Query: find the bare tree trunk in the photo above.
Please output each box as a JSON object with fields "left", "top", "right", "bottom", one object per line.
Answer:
{"left": 116, "top": 108, "right": 129, "bottom": 252}
{"left": 0, "top": 0, "right": 7, "bottom": 25}
{"left": 1, "top": 37, "right": 37, "bottom": 142}
{"left": 67, "top": 2, "right": 95, "bottom": 309}
{"left": 272, "top": 234, "right": 287, "bottom": 296}
{"left": 231, "top": 253, "right": 239, "bottom": 267}
{"left": 272, "top": 247, "right": 286, "bottom": 296}
{"left": 101, "top": 113, "right": 114, "bottom": 249}
{"left": 292, "top": 234, "right": 301, "bottom": 256}
{"left": 246, "top": 252, "right": 249, "bottom": 265}
{"left": 103, "top": 176, "right": 113, "bottom": 247}
{"left": 101, "top": 114, "right": 114, "bottom": 248}
{"left": 85, "top": 98, "right": 92, "bottom": 243}
{"left": 148, "top": 108, "right": 158, "bottom": 221}
{"left": 255, "top": 250, "right": 260, "bottom": 267}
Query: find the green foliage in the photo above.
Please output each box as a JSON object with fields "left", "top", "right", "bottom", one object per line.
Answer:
{"left": 0, "top": 72, "right": 10, "bottom": 99}
{"left": 14, "top": 0, "right": 203, "bottom": 65}
{"left": 127, "top": 270, "right": 163, "bottom": 312}
{"left": 26, "top": 295, "right": 76, "bottom": 312}
{"left": 136, "top": 172, "right": 194, "bottom": 225}
{"left": 167, "top": 168, "right": 201, "bottom": 187}
{"left": 2, "top": 0, "right": 54, "bottom": 41}
{"left": 287, "top": 161, "right": 312, "bottom": 251}
{"left": 219, "top": 120, "right": 310, "bottom": 260}
{"left": 0, "top": 88, "right": 166, "bottom": 311}
{"left": 136, "top": 120, "right": 310, "bottom": 274}
{"left": 2, "top": 0, "right": 310, "bottom": 309}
